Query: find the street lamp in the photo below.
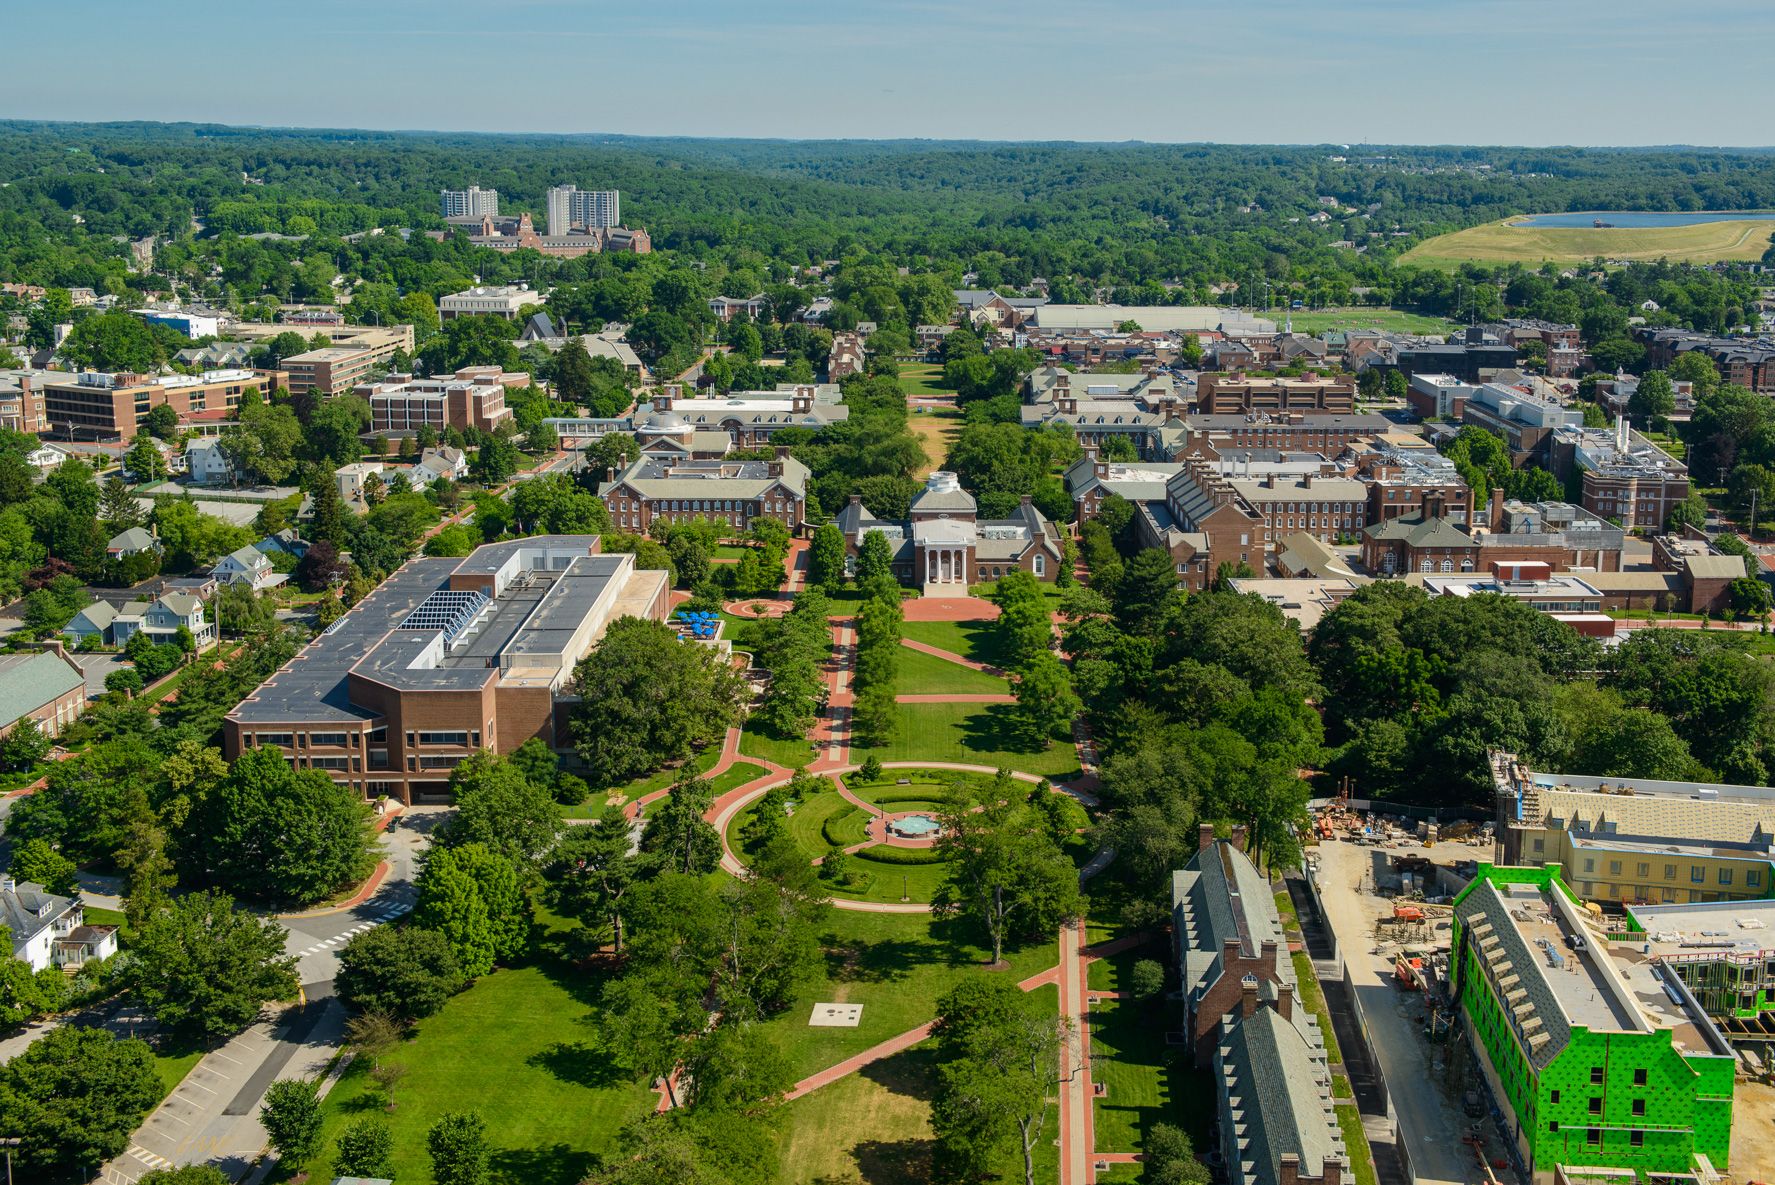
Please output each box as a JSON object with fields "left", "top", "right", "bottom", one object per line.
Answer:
{"left": 0, "top": 1136, "right": 20, "bottom": 1185}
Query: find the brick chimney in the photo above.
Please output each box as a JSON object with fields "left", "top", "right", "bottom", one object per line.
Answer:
{"left": 1058, "top": 394, "right": 1077, "bottom": 415}
{"left": 1240, "top": 975, "right": 1259, "bottom": 1018}
{"left": 1276, "top": 981, "right": 1294, "bottom": 1021}
{"left": 1199, "top": 823, "right": 1217, "bottom": 852}
{"left": 1260, "top": 938, "right": 1279, "bottom": 967}
{"left": 1231, "top": 823, "right": 1248, "bottom": 852}
{"left": 792, "top": 385, "right": 813, "bottom": 413}
{"left": 774, "top": 444, "right": 791, "bottom": 459}
{"left": 1279, "top": 1153, "right": 1301, "bottom": 1185}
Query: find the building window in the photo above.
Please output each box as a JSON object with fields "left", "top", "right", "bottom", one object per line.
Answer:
{"left": 309, "top": 756, "right": 350, "bottom": 770}
{"left": 419, "top": 755, "right": 464, "bottom": 770}
{"left": 1631, "top": 1099, "right": 1645, "bottom": 1117}
{"left": 1665, "top": 864, "right": 1677, "bottom": 880}
{"left": 418, "top": 731, "right": 470, "bottom": 746}
{"left": 1588, "top": 1097, "right": 1602, "bottom": 1115}
{"left": 1532, "top": 838, "right": 1545, "bottom": 853}
{"left": 1693, "top": 866, "right": 1707, "bottom": 883}
{"left": 1549, "top": 1121, "right": 1559, "bottom": 1133}
{"left": 1637, "top": 863, "right": 1649, "bottom": 879}
{"left": 1586, "top": 1129, "right": 1601, "bottom": 1148}
{"left": 1551, "top": 1090, "right": 1560, "bottom": 1104}
{"left": 1584, "top": 858, "right": 1595, "bottom": 873}
{"left": 1590, "top": 1067, "right": 1604, "bottom": 1085}
{"left": 1630, "top": 1130, "right": 1644, "bottom": 1148}
{"left": 1720, "top": 868, "right": 1734, "bottom": 886}
{"left": 256, "top": 732, "right": 294, "bottom": 748}
{"left": 1608, "top": 860, "right": 1621, "bottom": 876}
{"left": 309, "top": 732, "right": 348, "bottom": 747}
{"left": 1750, "top": 868, "right": 1763, "bottom": 888}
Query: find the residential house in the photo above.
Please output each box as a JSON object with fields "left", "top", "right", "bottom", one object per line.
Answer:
{"left": 107, "top": 527, "right": 160, "bottom": 559}
{"left": 412, "top": 447, "right": 468, "bottom": 488}
{"left": 212, "top": 544, "right": 275, "bottom": 588}
{"left": 185, "top": 437, "right": 235, "bottom": 485}
{"left": 3, "top": 877, "right": 117, "bottom": 972}
{"left": 335, "top": 461, "right": 387, "bottom": 505}
{"left": 256, "top": 529, "right": 310, "bottom": 560}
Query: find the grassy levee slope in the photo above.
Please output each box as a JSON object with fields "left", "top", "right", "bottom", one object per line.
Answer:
{"left": 1401, "top": 217, "right": 1775, "bottom": 270}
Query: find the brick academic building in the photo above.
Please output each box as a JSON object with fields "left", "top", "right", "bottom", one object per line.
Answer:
{"left": 223, "top": 538, "right": 669, "bottom": 803}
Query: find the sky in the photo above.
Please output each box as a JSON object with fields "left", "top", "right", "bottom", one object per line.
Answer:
{"left": 6, "top": 0, "right": 1775, "bottom": 146}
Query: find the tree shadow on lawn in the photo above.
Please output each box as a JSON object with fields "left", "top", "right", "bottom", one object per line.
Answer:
{"left": 926, "top": 912, "right": 1051, "bottom": 970}
{"left": 526, "top": 1039, "right": 630, "bottom": 1090}
{"left": 852, "top": 1138, "right": 937, "bottom": 1185}
{"left": 529, "top": 933, "right": 617, "bottom": 1009}
{"left": 823, "top": 934, "right": 925, "bottom": 985}
{"left": 957, "top": 703, "right": 1049, "bottom": 757}
{"left": 859, "top": 1045, "right": 938, "bottom": 1100}
{"left": 490, "top": 1142, "right": 595, "bottom": 1185}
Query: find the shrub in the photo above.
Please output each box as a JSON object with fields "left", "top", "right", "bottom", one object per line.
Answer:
{"left": 851, "top": 845, "right": 948, "bottom": 866}
{"left": 820, "top": 807, "right": 869, "bottom": 848}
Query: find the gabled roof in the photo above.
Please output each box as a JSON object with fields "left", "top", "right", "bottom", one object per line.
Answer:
{"left": 0, "top": 651, "right": 84, "bottom": 724}
{"left": 218, "top": 544, "right": 269, "bottom": 570}
{"left": 1363, "top": 513, "right": 1473, "bottom": 549}
{"left": 2, "top": 879, "right": 77, "bottom": 950}
{"left": 1220, "top": 1007, "right": 1345, "bottom": 1185}
{"left": 108, "top": 527, "right": 157, "bottom": 552}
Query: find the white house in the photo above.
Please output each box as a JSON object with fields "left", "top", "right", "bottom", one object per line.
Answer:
{"left": 26, "top": 443, "right": 72, "bottom": 473}
{"left": 2, "top": 877, "right": 114, "bottom": 972}
{"left": 411, "top": 446, "right": 467, "bottom": 488}
{"left": 106, "top": 526, "right": 160, "bottom": 559}
{"left": 212, "top": 544, "right": 275, "bottom": 589}
{"left": 185, "top": 438, "right": 234, "bottom": 485}
{"left": 335, "top": 461, "right": 386, "bottom": 504}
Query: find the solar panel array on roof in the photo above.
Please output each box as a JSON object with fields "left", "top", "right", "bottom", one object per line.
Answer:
{"left": 400, "top": 589, "right": 491, "bottom": 646}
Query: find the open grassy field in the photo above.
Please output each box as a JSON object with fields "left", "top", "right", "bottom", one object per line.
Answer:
{"left": 899, "top": 361, "right": 955, "bottom": 398}
{"left": 777, "top": 1045, "right": 938, "bottom": 1184}
{"left": 1279, "top": 307, "right": 1457, "bottom": 335}
{"left": 908, "top": 408, "right": 963, "bottom": 478}
{"left": 291, "top": 949, "right": 657, "bottom": 1184}
{"left": 864, "top": 701, "right": 1082, "bottom": 779}
{"left": 1090, "top": 993, "right": 1213, "bottom": 1154}
{"left": 900, "top": 619, "right": 1010, "bottom": 669}
{"left": 754, "top": 910, "right": 1061, "bottom": 1081}
{"left": 895, "top": 643, "right": 1012, "bottom": 694}
{"left": 1400, "top": 217, "right": 1775, "bottom": 270}
{"left": 740, "top": 721, "right": 819, "bottom": 768}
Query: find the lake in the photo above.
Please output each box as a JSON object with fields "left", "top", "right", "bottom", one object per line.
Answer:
{"left": 1511, "top": 210, "right": 1775, "bottom": 229}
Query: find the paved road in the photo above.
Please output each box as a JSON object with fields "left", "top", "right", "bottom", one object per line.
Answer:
{"left": 1312, "top": 839, "right": 1498, "bottom": 1185}
{"left": 92, "top": 807, "right": 443, "bottom": 1183}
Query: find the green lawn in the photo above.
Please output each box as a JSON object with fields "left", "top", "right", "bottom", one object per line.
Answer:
{"left": 1090, "top": 993, "right": 1212, "bottom": 1155}
{"left": 864, "top": 701, "right": 1081, "bottom": 780}
{"left": 754, "top": 911, "right": 1060, "bottom": 1083}
{"left": 153, "top": 1044, "right": 205, "bottom": 1098}
{"left": 1338, "top": 1104, "right": 1380, "bottom": 1185}
{"left": 1292, "top": 949, "right": 1343, "bottom": 1065}
{"left": 739, "top": 722, "right": 819, "bottom": 769}
{"left": 1278, "top": 307, "right": 1458, "bottom": 335}
{"left": 1085, "top": 934, "right": 1165, "bottom": 994}
{"left": 895, "top": 643, "right": 1011, "bottom": 695}
{"left": 900, "top": 619, "right": 1010, "bottom": 669}
{"left": 568, "top": 745, "right": 724, "bottom": 816}
{"left": 777, "top": 1045, "right": 939, "bottom": 1184}
{"left": 968, "top": 581, "right": 1067, "bottom": 614}
{"left": 291, "top": 932, "right": 656, "bottom": 1185}
{"left": 899, "top": 361, "right": 955, "bottom": 398}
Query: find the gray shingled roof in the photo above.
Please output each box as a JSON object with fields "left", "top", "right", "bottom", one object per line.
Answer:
{"left": 1220, "top": 1007, "right": 1346, "bottom": 1185}
{"left": 0, "top": 651, "right": 84, "bottom": 723}
{"left": 2, "top": 879, "right": 76, "bottom": 953}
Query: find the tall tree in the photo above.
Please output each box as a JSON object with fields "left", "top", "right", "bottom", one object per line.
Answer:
{"left": 427, "top": 1111, "right": 491, "bottom": 1185}
{"left": 259, "top": 1079, "right": 324, "bottom": 1177}
{"left": 640, "top": 775, "right": 723, "bottom": 876}
{"left": 807, "top": 521, "right": 848, "bottom": 590}
{"left": 128, "top": 889, "right": 299, "bottom": 1041}
{"left": 436, "top": 749, "right": 562, "bottom": 866}
{"left": 1, "top": 1026, "right": 161, "bottom": 1177}
{"left": 930, "top": 978, "right": 1066, "bottom": 1185}
{"left": 548, "top": 805, "right": 642, "bottom": 952}
{"left": 933, "top": 776, "right": 1081, "bottom": 965}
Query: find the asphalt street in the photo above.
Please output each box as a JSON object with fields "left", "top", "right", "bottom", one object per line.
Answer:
{"left": 89, "top": 806, "right": 446, "bottom": 1183}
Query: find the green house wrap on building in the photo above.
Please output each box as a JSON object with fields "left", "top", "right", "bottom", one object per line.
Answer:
{"left": 1450, "top": 865, "right": 1734, "bottom": 1184}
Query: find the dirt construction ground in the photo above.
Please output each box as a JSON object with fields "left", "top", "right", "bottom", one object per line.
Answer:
{"left": 1313, "top": 837, "right": 1516, "bottom": 1185}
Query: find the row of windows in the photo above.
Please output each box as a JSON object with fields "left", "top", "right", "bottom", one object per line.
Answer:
{"left": 1580, "top": 856, "right": 1755, "bottom": 887}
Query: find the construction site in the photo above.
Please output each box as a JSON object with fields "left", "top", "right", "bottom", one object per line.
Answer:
{"left": 1297, "top": 802, "right": 1775, "bottom": 1185}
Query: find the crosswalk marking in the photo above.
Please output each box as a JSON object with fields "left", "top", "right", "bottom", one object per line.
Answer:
{"left": 128, "top": 1145, "right": 174, "bottom": 1170}
{"left": 292, "top": 901, "right": 415, "bottom": 957}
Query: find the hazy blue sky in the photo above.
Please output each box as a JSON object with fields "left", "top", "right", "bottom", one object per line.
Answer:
{"left": 8, "top": 0, "right": 1773, "bottom": 145}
